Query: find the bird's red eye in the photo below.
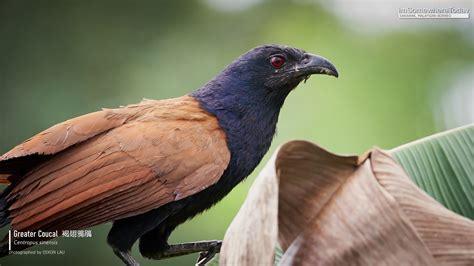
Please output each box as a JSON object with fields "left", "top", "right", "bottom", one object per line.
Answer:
{"left": 270, "top": 56, "right": 285, "bottom": 69}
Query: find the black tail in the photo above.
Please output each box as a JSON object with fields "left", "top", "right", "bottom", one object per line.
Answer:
{"left": 0, "top": 186, "right": 11, "bottom": 257}
{"left": 0, "top": 185, "right": 12, "bottom": 228}
{"left": 0, "top": 184, "right": 13, "bottom": 257}
{"left": 0, "top": 234, "right": 8, "bottom": 257}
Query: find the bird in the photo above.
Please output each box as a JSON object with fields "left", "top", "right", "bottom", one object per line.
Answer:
{"left": 0, "top": 44, "right": 338, "bottom": 265}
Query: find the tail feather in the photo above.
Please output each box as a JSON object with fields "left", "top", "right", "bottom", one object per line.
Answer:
{"left": 0, "top": 185, "right": 12, "bottom": 257}
{"left": 0, "top": 185, "right": 12, "bottom": 228}
{"left": 0, "top": 235, "right": 8, "bottom": 257}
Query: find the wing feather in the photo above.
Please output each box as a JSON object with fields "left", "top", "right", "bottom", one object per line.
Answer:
{"left": 0, "top": 99, "right": 158, "bottom": 180}
{"left": 3, "top": 96, "right": 231, "bottom": 232}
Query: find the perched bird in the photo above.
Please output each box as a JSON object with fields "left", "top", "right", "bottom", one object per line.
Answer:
{"left": 0, "top": 44, "right": 338, "bottom": 265}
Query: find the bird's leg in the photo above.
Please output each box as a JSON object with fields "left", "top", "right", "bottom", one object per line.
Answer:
{"left": 112, "top": 247, "right": 140, "bottom": 266}
{"left": 147, "top": 240, "right": 221, "bottom": 264}
{"left": 195, "top": 241, "right": 221, "bottom": 265}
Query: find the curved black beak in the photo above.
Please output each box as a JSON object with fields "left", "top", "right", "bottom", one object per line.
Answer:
{"left": 300, "top": 53, "right": 339, "bottom": 78}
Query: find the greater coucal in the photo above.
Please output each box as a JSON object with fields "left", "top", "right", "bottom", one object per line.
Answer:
{"left": 0, "top": 44, "right": 338, "bottom": 265}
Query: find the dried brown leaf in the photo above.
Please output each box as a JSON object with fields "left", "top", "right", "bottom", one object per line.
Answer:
{"left": 219, "top": 141, "right": 474, "bottom": 266}
{"left": 219, "top": 152, "right": 279, "bottom": 266}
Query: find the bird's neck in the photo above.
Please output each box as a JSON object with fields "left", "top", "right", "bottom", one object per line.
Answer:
{"left": 191, "top": 76, "right": 289, "bottom": 186}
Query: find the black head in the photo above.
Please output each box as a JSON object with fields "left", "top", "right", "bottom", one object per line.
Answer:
{"left": 192, "top": 44, "right": 338, "bottom": 110}
{"left": 234, "top": 44, "right": 338, "bottom": 91}
{"left": 192, "top": 44, "right": 338, "bottom": 116}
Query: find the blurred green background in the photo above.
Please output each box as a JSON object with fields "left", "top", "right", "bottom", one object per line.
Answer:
{"left": 0, "top": 0, "right": 472, "bottom": 265}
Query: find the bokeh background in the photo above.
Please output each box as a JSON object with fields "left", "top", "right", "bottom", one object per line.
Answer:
{"left": 0, "top": 0, "right": 472, "bottom": 265}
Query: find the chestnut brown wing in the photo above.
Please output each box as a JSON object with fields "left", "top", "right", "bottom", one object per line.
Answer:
{"left": 0, "top": 99, "right": 157, "bottom": 179}
{"left": 2, "top": 96, "right": 230, "bottom": 231}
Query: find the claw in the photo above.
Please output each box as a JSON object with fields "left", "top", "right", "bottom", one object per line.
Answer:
{"left": 195, "top": 241, "right": 221, "bottom": 265}
{"left": 303, "top": 75, "right": 310, "bottom": 83}
{"left": 112, "top": 248, "right": 140, "bottom": 266}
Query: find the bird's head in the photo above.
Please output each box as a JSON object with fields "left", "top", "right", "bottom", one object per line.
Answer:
{"left": 232, "top": 44, "right": 338, "bottom": 91}
{"left": 193, "top": 44, "right": 338, "bottom": 111}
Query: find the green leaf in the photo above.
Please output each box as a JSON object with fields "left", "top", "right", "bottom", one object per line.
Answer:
{"left": 274, "top": 246, "right": 283, "bottom": 266}
{"left": 391, "top": 124, "right": 474, "bottom": 219}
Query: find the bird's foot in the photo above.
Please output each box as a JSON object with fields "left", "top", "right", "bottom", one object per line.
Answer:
{"left": 113, "top": 248, "right": 140, "bottom": 266}
{"left": 146, "top": 240, "right": 222, "bottom": 264}
{"left": 195, "top": 240, "right": 221, "bottom": 265}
